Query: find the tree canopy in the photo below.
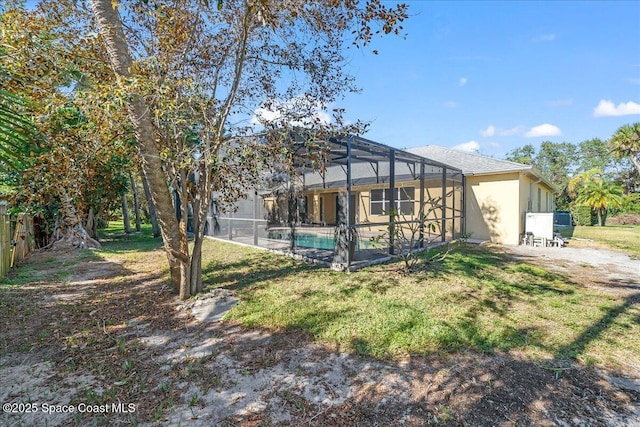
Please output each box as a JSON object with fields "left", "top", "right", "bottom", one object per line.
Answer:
{"left": 610, "top": 122, "right": 640, "bottom": 178}
{"left": 1, "top": 3, "right": 136, "bottom": 246}
{"left": 2, "top": 0, "right": 409, "bottom": 298}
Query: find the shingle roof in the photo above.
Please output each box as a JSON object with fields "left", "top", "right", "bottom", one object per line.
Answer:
{"left": 407, "top": 145, "right": 532, "bottom": 175}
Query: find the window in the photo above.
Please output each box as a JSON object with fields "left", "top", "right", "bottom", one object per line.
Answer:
{"left": 370, "top": 189, "right": 388, "bottom": 215}
{"left": 537, "top": 188, "right": 541, "bottom": 212}
{"left": 545, "top": 192, "right": 549, "bottom": 212}
{"left": 370, "top": 187, "right": 415, "bottom": 215}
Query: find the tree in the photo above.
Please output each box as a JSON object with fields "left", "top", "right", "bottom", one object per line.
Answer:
{"left": 609, "top": 122, "right": 640, "bottom": 177}
{"left": 85, "top": 0, "right": 408, "bottom": 299}
{"left": 0, "top": 90, "right": 37, "bottom": 174}
{"left": 577, "top": 138, "right": 618, "bottom": 178}
{"left": 505, "top": 144, "right": 535, "bottom": 165}
{"left": 569, "top": 169, "right": 623, "bottom": 226}
{"left": 1, "top": 4, "right": 134, "bottom": 248}
{"left": 535, "top": 141, "right": 577, "bottom": 187}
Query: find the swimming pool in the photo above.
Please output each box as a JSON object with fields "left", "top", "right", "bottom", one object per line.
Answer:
{"left": 267, "top": 231, "right": 372, "bottom": 250}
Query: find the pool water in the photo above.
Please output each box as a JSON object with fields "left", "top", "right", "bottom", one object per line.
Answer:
{"left": 269, "top": 231, "right": 371, "bottom": 250}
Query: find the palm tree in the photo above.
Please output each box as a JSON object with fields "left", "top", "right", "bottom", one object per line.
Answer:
{"left": 0, "top": 89, "right": 36, "bottom": 172}
{"left": 609, "top": 122, "right": 640, "bottom": 176}
{"left": 574, "top": 179, "right": 623, "bottom": 226}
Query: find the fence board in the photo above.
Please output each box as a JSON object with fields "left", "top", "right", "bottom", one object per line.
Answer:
{"left": 11, "top": 213, "right": 34, "bottom": 267}
{"left": 0, "top": 204, "right": 35, "bottom": 279}
{"left": 0, "top": 203, "right": 10, "bottom": 279}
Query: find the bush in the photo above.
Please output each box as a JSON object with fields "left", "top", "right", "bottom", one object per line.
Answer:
{"left": 570, "top": 204, "right": 597, "bottom": 226}
{"left": 613, "top": 193, "right": 640, "bottom": 215}
{"left": 607, "top": 214, "right": 640, "bottom": 225}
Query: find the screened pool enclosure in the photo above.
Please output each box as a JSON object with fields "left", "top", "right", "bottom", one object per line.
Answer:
{"left": 206, "top": 136, "right": 464, "bottom": 270}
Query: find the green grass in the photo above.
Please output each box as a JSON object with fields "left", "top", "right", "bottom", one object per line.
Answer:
{"left": 570, "top": 224, "right": 640, "bottom": 258}
{"left": 98, "top": 220, "right": 164, "bottom": 255}
{"left": 7, "top": 222, "right": 637, "bottom": 372}
{"left": 200, "top": 240, "right": 640, "bottom": 370}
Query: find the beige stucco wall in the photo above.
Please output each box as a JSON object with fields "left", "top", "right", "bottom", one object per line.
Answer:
{"left": 296, "top": 169, "right": 553, "bottom": 246}
{"left": 302, "top": 178, "right": 461, "bottom": 242}
{"left": 465, "top": 172, "right": 555, "bottom": 245}
{"left": 465, "top": 173, "right": 521, "bottom": 245}
{"left": 518, "top": 174, "right": 555, "bottom": 239}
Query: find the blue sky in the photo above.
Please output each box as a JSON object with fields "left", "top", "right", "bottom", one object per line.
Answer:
{"left": 339, "top": 1, "right": 640, "bottom": 158}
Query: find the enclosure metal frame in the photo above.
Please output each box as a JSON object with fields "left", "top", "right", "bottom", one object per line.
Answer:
{"left": 210, "top": 134, "right": 464, "bottom": 270}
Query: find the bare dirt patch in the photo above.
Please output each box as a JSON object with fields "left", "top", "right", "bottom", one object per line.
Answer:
{"left": 505, "top": 244, "right": 639, "bottom": 298}
{"left": 1, "top": 244, "right": 639, "bottom": 426}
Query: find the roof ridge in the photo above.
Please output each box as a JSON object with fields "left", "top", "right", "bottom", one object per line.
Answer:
{"left": 423, "top": 145, "right": 531, "bottom": 168}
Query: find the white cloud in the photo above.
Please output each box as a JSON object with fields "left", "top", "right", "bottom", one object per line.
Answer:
{"left": 459, "top": 77, "right": 468, "bottom": 86}
{"left": 525, "top": 123, "right": 562, "bottom": 138}
{"left": 480, "top": 125, "right": 521, "bottom": 137}
{"left": 443, "top": 101, "right": 457, "bottom": 108}
{"left": 592, "top": 99, "right": 640, "bottom": 117}
{"left": 252, "top": 96, "right": 331, "bottom": 127}
{"left": 533, "top": 33, "right": 556, "bottom": 42}
{"left": 488, "top": 142, "right": 501, "bottom": 148}
{"left": 480, "top": 125, "right": 496, "bottom": 137}
{"left": 453, "top": 140, "right": 480, "bottom": 152}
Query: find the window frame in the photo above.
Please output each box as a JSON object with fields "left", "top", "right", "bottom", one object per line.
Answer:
{"left": 370, "top": 187, "right": 415, "bottom": 215}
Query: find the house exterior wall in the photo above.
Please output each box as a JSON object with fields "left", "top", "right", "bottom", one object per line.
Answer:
{"left": 300, "top": 177, "right": 461, "bottom": 242}
{"left": 518, "top": 173, "right": 555, "bottom": 240}
{"left": 465, "top": 173, "right": 521, "bottom": 245}
{"left": 464, "top": 172, "right": 555, "bottom": 245}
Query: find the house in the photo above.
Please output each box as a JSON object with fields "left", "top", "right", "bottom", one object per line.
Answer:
{"left": 407, "top": 145, "right": 557, "bottom": 245}
{"left": 207, "top": 136, "right": 555, "bottom": 270}
{"left": 208, "top": 135, "right": 462, "bottom": 270}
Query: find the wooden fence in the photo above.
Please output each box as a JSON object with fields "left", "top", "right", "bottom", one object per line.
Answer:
{"left": 0, "top": 202, "right": 34, "bottom": 280}
{"left": 12, "top": 214, "right": 34, "bottom": 267}
{"left": 0, "top": 203, "right": 10, "bottom": 279}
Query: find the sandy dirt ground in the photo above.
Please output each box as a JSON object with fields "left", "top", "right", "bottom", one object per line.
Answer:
{"left": 1, "top": 243, "right": 638, "bottom": 426}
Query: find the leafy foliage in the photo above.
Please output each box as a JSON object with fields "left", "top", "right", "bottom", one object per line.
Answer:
{"left": 1, "top": 3, "right": 136, "bottom": 244}
{"left": 570, "top": 169, "right": 623, "bottom": 226}
{"left": 609, "top": 122, "right": 640, "bottom": 177}
{"left": 86, "top": 0, "right": 409, "bottom": 298}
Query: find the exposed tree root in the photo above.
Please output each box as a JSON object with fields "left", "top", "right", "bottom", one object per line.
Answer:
{"left": 45, "top": 189, "right": 102, "bottom": 250}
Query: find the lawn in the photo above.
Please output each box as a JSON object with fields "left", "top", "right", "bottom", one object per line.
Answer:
{"left": 570, "top": 224, "right": 640, "bottom": 258}
{"left": 88, "top": 221, "right": 639, "bottom": 371}
{"left": 1, "top": 223, "right": 638, "bottom": 425}
{"left": 199, "top": 239, "right": 639, "bottom": 371}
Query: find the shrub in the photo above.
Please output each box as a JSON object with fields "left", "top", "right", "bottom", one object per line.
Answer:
{"left": 570, "top": 204, "right": 596, "bottom": 226}
{"left": 607, "top": 214, "right": 640, "bottom": 225}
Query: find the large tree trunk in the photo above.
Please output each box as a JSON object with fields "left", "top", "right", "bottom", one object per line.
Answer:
{"left": 189, "top": 166, "right": 210, "bottom": 294}
{"left": 52, "top": 189, "right": 101, "bottom": 250}
{"left": 90, "top": 0, "right": 187, "bottom": 294}
{"left": 631, "top": 155, "right": 640, "bottom": 177}
{"left": 121, "top": 191, "right": 131, "bottom": 233}
{"left": 140, "top": 168, "right": 161, "bottom": 238}
{"left": 177, "top": 173, "right": 190, "bottom": 299}
{"left": 130, "top": 172, "right": 142, "bottom": 232}
{"left": 85, "top": 207, "right": 98, "bottom": 240}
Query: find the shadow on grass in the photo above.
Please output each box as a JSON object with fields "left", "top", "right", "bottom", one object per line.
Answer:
{"left": 201, "top": 250, "right": 323, "bottom": 293}
{"left": 554, "top": 292, "right": 640, "bottom": 361}
{"left": 4, "top": 232, "right": 638, "bottom": 426}
{"left": 98, "top": 229, "right": 164, "bottom": 254}
{"left": 91, "top": 234, "right": 639, "bottom": 374}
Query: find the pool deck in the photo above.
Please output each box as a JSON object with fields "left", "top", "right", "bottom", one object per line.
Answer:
{"left": 206, "top": 233, "right": 392, "bottom": 271}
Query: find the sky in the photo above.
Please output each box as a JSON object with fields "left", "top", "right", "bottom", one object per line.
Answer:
{"left": 19, "top": 0, "right": 639, "bottom": 160}
{"left": 337, "top": 0, "right": 640, "bottom": 159}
